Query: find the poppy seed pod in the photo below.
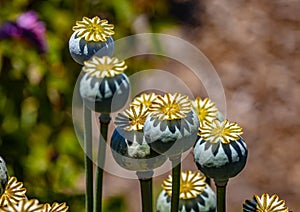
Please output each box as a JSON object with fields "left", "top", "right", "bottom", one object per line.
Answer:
{"left": 2, "top": 199, "right": 43, "bottom": 211}
{"left": 110, "top": 98, "right": 167, "bottom": 171}
{"left": 156, "top": 171, "right": 216, "bottom": 212}
{"left": 110, "top": 127, "right": 167, "bottom": 171}
{"left": 143, "top": 93, "right": 199, "bottom": 158}
{"left": 194, "top": 119, "right": 247, "bottom": 184}
{"left": 0, "top": 176, "right": 27, "bottom": 207}
{"left": 0, "top": 157, "right": 8, "bottom": 196}
{"left": 243, "top": 193, "right": 289, "bottom": 212}
{"left": 69, "top": 16, "right": 114, "bottom": 65}
{"left": 79, "top": 56, "right": 130, "bottom": 113}
{"left": 42, "top": 202, "right": 69, "bottom": 212}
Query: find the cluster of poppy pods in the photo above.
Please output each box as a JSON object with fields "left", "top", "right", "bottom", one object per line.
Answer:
{"left": 0, "top": 157, "right": 69, "bottom": 211}
{"left": 0, "top": 12, "right": 290, "bottom": 212}
{"left": 67, "top": 16, "right": 290, "bottom": 212}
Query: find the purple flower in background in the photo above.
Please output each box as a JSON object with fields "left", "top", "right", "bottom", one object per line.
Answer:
{"left": 0, "top": 23, "right": 22, "bottom": 38}
{"left": 0, "top": 11, "right": 47, "bottom": 53}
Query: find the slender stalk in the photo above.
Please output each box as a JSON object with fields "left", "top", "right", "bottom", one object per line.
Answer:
{"left": 95, "top": 113, "right": 111, "bottom": 212}
{"left": 170, "top": 155, "right": 181, "bottom": 212}
{"left": 136, "top": 171, "right": 154, "bottom": 212}
{"left": 215, "top": 180, "right": 228, "bottom": 212}
{"left": 83, "top": 105, "right": 93, "bottom": 212}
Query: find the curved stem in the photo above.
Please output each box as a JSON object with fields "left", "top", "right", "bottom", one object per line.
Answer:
{"left": 95, "top": 114, "right": 111, "bottom": 212}
{"left": 137, "top": 171, "right": 154, "bottom": 212}
{"left": 83, "top": 105, "right": 93, "bottom": 212}
{"left": 215, "top": 180, "right": 228, "bottom": 212}
{"left": 170, "top": 155, "right": 181, "bottom": 212}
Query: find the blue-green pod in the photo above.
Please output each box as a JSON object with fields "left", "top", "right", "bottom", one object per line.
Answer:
{"left": 80, "top": 72, "right": 129, "bottom": 113}
{"left": 79, "top": 56, "right": 130, "bottom": 113}
{"left": 144, "top": 109, "right": 199, "bottom": 157}
{"left": 69, "top": 16, "right": 115, "bottom": 65}
{"left": 69, "top": 32, "right": 114, "bottom": 65}
{"left": 194, "top": 120, "right": 247, "bottom": 183}
{"left": 242, "top": 194, "right": 289, "bottom": 212}
{"left": 0, "top": 157, "right": 8, "bottom": 196}
{"left": 157, "top": 171, "right": 216, "bottom": 212}
{"left": 110, "top": 127, "right": 167, "bottom": 171}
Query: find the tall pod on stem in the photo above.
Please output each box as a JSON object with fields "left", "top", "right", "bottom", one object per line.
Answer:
{"left": 0, "top": 157, "right": 8, "bottom": 197}
{"left": 156, "top": 170, "right": 216, "bottom": 212}
{"left": 69, "top": 16, "right": 117, "bottom": 212}
{"left": 69, "top": 16, "right": 115, "bottom": 65}
{"left": 79, "top": 55, "right": 130, "bottom": 212}
{"left": 191, "top": 97, "right": 219, "bottom": 185}
{"left": 144, "top": 93, "right": 199, "bottom": 212}
{"left": 0, "top": 156, "right": 69, "bottom": 211}
{"left": 110, "top": 93, "right": 167, "bottom": 212}
{"left": 194, "top": 119, "right": 247, "bottom": 212}
{"left": 243, "top": 193, "right": 289, "bottom": 212}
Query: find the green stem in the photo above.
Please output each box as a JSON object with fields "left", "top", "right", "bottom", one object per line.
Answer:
{"left": 95, "top": 114, "right": 111, "bottom": 212}
{"left": 215, "top": 180, "right": 228, "bottom": 212}
{"left": 170, "top": 156, "right": 181, "bottom": 212}
{"left": 137, "top": 171, "right": 154, "bottom": 212}
{"left": 83, "top": 106, "right": 93, "bottom": 212}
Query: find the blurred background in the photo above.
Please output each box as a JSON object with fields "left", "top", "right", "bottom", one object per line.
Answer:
{"left": 0, "top": 0, "right": 299, "bottom": 211}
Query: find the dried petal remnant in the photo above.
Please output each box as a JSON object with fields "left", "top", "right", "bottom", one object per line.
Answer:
{"left": 83, "top": 56, "right": 127, "bottom": 78}
{"left": 72, "top": 16, "right": 114, "bottom": 42}
{"left": 199, "top": 119, "right": 243, "bottom": 144}
{"left": 115, "top": 104, "right": 149, "bottom": 131}
{"left": 150, "top": 93, "right": 191, "bottom": 120}
{"left": 162, "top": 171, "right": 206, "bottom": 199}
{"left": 191, "top": 97, "right": 218, "bottom": 125}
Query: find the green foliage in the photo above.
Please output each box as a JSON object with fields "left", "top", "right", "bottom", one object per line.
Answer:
{"left": 0, "top": 0, "right": 84, "bottom": 209}
{"left": 103, "top": 196, "right": 127, "bottom": 212}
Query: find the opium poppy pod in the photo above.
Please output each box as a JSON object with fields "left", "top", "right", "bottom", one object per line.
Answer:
{"left": 143, "top": 93, "right": 199, "bottom": 158}
{"left": 69, "top": 16, "right": 114, "bottom": 65}
{"left": 110, "top": 127, "right": 167, "bottom": 171}
{"left": 79, "top": 56, "right": 130, "bottom": 113}
{"left": 243, "top": 193, "right": 289, "bottom": 212}
{"left": 0, "top": 157, "right": 8, "bottom": 196}
{"left": 194, "top": 119, "right": 247, "bottom": 184}
{"left": 156, "top": 171, "right": 216, "bottom": 212}
{"left": 0, "top": 176, "right": 27, "bottom": 206}
{"left": 110, "top": 103, "right": 167, "bottom": 171}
